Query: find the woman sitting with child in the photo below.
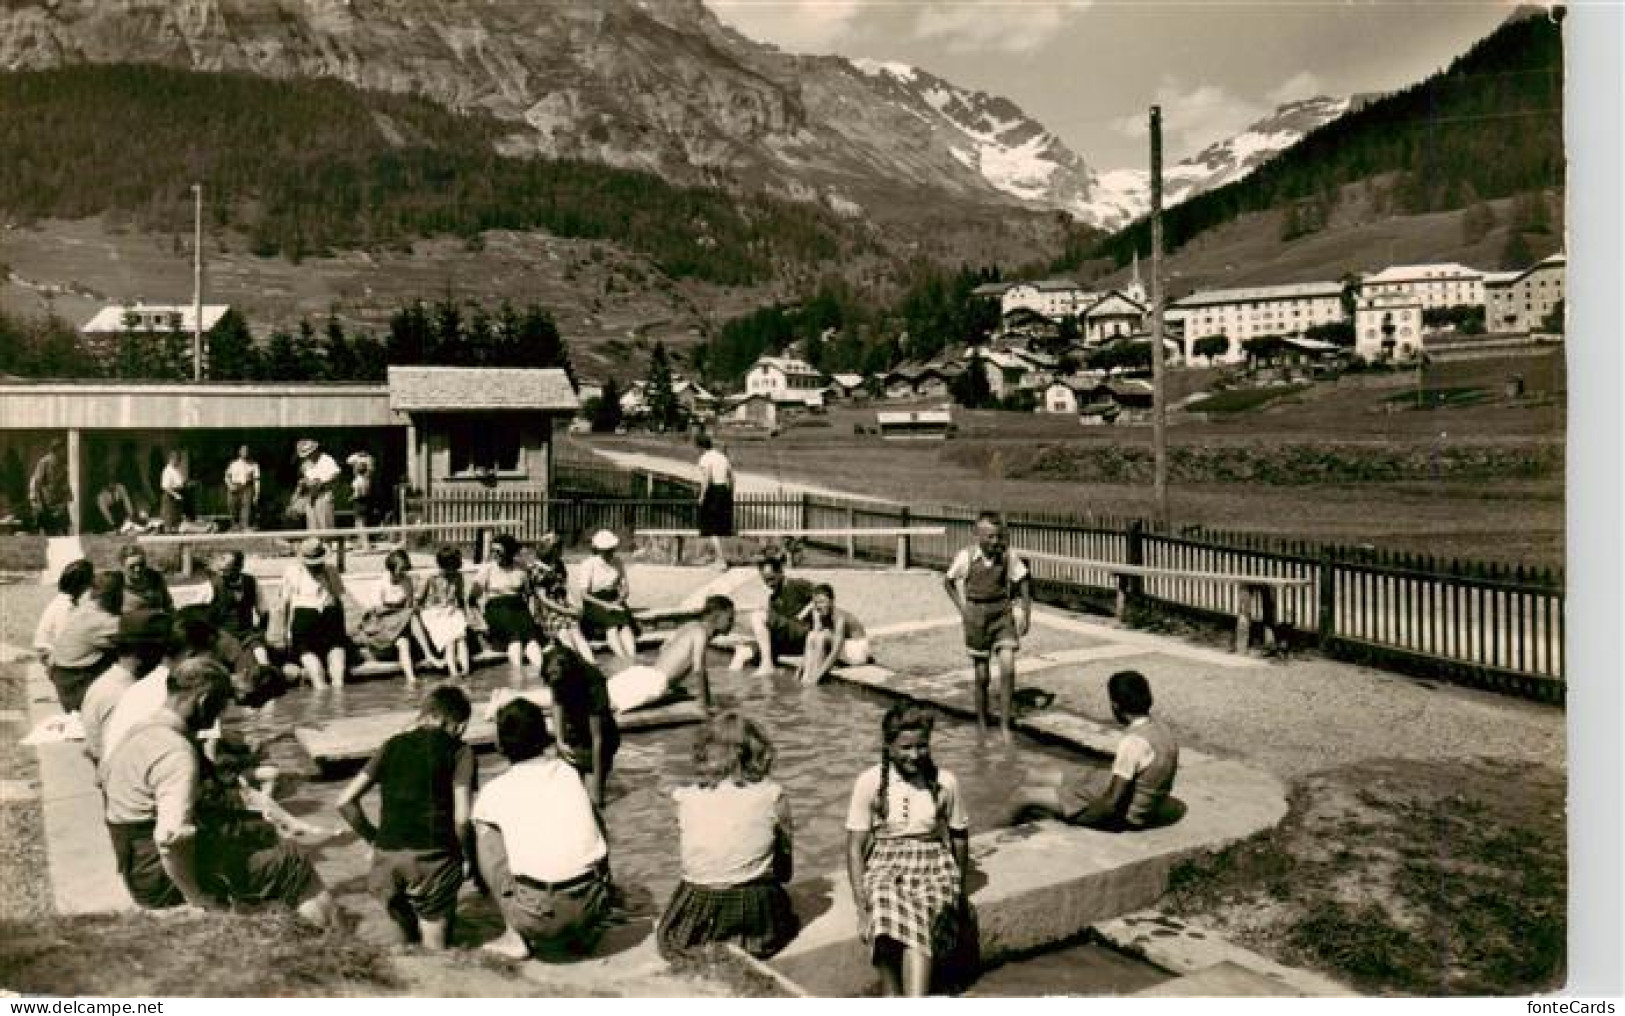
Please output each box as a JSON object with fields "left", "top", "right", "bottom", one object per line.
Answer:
{"left": 472, "top": 534, "right": 543, "bottom": 684}
{"left": 657, "top": 711, "right": 798, "bottom": 961}
{"left": 357, "top": 549, "right": 427, "bottom": 684}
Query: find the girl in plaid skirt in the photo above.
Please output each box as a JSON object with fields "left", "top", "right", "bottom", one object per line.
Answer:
{"left": 844, "top": 703, "right": 971, "bottom": 996}
{"left": 657, "top": 711, "right": 798, "bottom": 960}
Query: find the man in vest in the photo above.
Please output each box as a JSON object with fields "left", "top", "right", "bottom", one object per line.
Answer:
{"left": 1008, "top": 670, "right": 1180, "bottom": 830}
{"left": 943, "top": 512, "right": 1032, "bottom": 742}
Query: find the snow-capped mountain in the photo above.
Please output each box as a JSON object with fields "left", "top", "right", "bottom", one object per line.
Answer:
{"left": 843, "top": 58, "right": 1101, "bottom": 222}
{"left": 1086, "top": 96, "right": 1354, "bottom": 225}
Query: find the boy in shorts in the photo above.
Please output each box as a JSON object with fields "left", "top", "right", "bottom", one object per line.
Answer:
{"left": 336, "top": 686, "right": 476, "bottom": 949}
{"left": 944, "top": 512, "right": 1031, "bottom": 742}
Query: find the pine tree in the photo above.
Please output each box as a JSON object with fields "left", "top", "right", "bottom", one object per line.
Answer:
{"left": 207, "top": 308, "right": 259, "bottom": 380}
{"left": 262, "top": 329, "right": 302, "bottom": 380}
{"left": 591, "top": 378, "right": 624, "bottom": 433}
{"left": 321, "top": 313, "right": 358, "bottom": 380}
{"left": 951, "top": 350, "right": 994, "bottom": 409}
{"left": 644, "top": 342, "right": 682, "bottom": 432}
{"left": 387, "top": 300, "right": 432, "bottom": 366}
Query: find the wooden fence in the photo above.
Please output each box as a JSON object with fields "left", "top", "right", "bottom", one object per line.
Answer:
{"left": 406, "top": 481, "right": 1565, "bottom": 700}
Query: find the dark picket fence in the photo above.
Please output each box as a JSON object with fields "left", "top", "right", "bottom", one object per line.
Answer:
{"left": 406, "top": 478, "right": 1565, "bottom": 701}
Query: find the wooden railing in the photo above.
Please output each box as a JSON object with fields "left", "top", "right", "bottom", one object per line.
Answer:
{"left": 398, "top": 481, "right": 1564, "bottom": 700}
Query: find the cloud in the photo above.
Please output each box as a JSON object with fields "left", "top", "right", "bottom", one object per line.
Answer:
{"left": 910, "top": 1, "right": 1092, "bottom": 54}
{"left": 1111, "top": 78, "right": 1268, "bottom": 160}
{"left": 705, "top": 0, "right": 865, "bottom": 53}
{"left": 1268, "top": 71, "right": 1324, "bottom": 105}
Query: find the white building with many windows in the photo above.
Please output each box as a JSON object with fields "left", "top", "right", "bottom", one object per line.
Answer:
{"left": 1484, "top": 253, "right": 1565, "bottom": 333}
{"left": 1353, "top": 293, "right": 1424, "bottom": 361}
{"left": 1000, "top": 279, "right": 1096, "bottom": 320}
{"left": 745, "top": 355, "right": 827, "bottom": 406}
{"left": 1359, "top": 263, "right": 1486, "bottom": 310}
{"left": 1168, "top": 281, "right": 1345, "bottom": 364}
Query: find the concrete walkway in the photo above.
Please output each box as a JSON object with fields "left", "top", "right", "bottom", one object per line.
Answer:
{"left": 590, "top": 448, "right": 900, "bottom": 503}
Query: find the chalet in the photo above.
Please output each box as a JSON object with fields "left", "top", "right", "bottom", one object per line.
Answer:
{"left": 673, "top": 379, "right": 720, "bottom": 419}
{"left": 1040, "top": 378, "right": 1098, "bottom": 415}
{"left": 1484, "top": 253, "right": 1565, "bottom": 334}
{"left": 999, "top": 306, "right": 1061, "bottom": 344}
{"left": 721, "top": 392, "right": 777, "bottom": 431}
{"left": 745, "top": 356, "right": 826, "bottom": 406}
{"left": 826, "top": 373, "right": 867, "bottom": 400}
{"left": 1085, "top": 378, "right": 1155, "bottom": 421}
{"left": 389, "top": 367, "right": 578, "bottom": 497}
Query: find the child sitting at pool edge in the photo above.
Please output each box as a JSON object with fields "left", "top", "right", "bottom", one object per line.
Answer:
{"left": 797, "top": 583, "right": 871, "bottom": 686}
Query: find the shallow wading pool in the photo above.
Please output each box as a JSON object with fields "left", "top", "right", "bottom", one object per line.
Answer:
{"left": 236, "top": 652, "right": 1104, "bottom": 951}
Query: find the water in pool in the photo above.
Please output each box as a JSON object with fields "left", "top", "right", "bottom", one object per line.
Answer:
{"left": 236, "top": 654, "right": 1097, "bottom": 948}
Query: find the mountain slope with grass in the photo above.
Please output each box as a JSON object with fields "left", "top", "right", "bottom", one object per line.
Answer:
{"left": 1083, "top": 7, "right": 1563, "bottom": 271}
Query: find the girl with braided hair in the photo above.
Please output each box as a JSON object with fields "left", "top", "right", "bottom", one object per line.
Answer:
{"left": 844, "top": 702, "right": 971, "bottom": 996}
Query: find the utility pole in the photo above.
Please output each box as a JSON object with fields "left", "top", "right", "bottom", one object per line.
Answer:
{"left": 192, "top": 182, "right": 204, "bottom": 382}
{"left": 1149, "top": 106, "right": 1169, "bottom": 526}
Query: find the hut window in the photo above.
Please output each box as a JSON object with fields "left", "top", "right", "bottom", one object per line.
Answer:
{"left": 447, "top": 418, "right": 522, "bottom": 476}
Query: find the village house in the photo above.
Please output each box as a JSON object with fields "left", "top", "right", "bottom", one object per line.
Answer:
{"left": 1359, "top": 262, "right": 1486, "bottom": 310}
{"left": 1352, "top": 293, "right": 1425, "bottom": 361}
{"left": 1039, "top": 375, "right": 1104, "bottom": 415}
{"left": 744, "top": 355, "right": 826, "bottom": 407}
{"left": 825, "top": 373, "right": 867, "bottom": 400}
{"left": 1082, "top": 290, "right": 1149, "bottom": 345}
{"left": 1483, "top": 252, "right": 1566, "bottom": 334}
{"left": 80, "top": 303, "right": 234, "bottom": 364}
{"left": 1168, "top": 281, "right": 1345, "bottom": 364}
{"left": 720, "top": 392, "right": 778, "bottom": 432}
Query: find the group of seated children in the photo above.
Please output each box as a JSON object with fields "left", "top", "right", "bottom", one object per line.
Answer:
{"left": 253, "top": 528, "right": 616, "bottom": 689}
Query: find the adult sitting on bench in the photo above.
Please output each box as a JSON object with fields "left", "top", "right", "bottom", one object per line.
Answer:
{"left": 1008, "top": 670, "right": 1180, "bottom": 831}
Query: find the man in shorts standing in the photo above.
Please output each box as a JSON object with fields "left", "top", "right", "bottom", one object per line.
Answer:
{"left": 944, "top": 512, "right": 1031, "bottom": 742}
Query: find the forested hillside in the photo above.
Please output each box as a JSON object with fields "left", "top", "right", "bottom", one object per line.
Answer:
{"left": 0, "top": 64, "right": 862, "bottom": 285}
{"left": 1086, "top": 9, "right": 1563, "bottom": 268}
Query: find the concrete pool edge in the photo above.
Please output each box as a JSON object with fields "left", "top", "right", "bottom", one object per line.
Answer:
{"left": 764, "top": 662, "right": 1300, "bottom": 997}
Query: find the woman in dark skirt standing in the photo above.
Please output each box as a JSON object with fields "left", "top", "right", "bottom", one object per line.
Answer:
{"left": 657, "top": 710, "right": 797, "bottom": 960}
{"left": 695, "top": 433, "right": 734, "bottom": 569}
{"left": 472, "top": 533, "right": 543, "bottom": 685}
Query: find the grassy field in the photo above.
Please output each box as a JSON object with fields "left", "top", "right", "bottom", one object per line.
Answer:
{"left": 1164, "top": 756, "right": 1566, "bottom": 996}
{"left": 596, "top": 351, "right": 1566, "bottom": 568}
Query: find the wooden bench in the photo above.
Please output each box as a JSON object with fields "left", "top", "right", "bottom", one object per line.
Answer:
{"left": 139, "top": 519, "right": 520, "bottom": 577}
{"left": 1016, "top": 548, "right": 1313, "bottom": 654}
{"left": 637, "top": 526, "right": 946, "bottom": 570}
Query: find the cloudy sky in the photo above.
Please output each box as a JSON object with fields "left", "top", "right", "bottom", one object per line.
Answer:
{"left": 704, "top": 1, "right": 1521, "bottom": 169}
